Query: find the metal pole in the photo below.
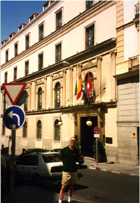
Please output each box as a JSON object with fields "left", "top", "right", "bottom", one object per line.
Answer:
{"left": 96, "top": 138, "right": 98, "bottom": 165}
{"left": 9, "top": 124, "right": 16, "bottom": 203}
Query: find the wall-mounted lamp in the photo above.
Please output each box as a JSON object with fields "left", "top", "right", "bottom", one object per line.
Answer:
{"left": 86, "top": 117, "right": 92, "bottom": 126}
{"left": 57, "top": 117, "right": 63, "bottom": 126}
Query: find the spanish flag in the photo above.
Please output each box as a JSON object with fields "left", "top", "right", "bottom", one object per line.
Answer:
{"left": 76, "top": 75, "right": 83, "bottom": 100}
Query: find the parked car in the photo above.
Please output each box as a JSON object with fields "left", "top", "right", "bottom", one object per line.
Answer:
{"left": 16, "top": 148, "right": 49, "bottom": 161}
{"left": 15, "top": 152, "right": 63, "bottom": 185}
{"left": 51, "top": 148, "right": 84, "bottom": 165}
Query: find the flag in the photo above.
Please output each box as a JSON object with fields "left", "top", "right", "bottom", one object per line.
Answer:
{"left": 87, "top": 73, "right": 93, "bottom": 99}
{"left": 81, "top": 88, "right": 85, "bottom": 100}
{"left": 76, "top": 75, "right": 83, "bottom": 100}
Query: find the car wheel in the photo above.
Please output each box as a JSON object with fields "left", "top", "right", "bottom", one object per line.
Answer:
{"left": 32, "top": 174, "right": 41, "bottom": 187}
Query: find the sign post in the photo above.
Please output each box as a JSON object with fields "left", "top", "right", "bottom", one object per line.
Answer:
{"left": 93, "top": 126, "right": 100, "bottom": 165}
{"left": 2, "top": 82, "right": 26, "bottom": 203}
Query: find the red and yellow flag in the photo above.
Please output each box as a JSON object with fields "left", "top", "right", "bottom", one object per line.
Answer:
{"left": 76, "top": 75, "right": 83, "bottom": 100}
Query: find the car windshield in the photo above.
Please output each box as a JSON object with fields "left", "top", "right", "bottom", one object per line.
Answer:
{"left": 42, "top": 154, "right": 61, "bottom": 163}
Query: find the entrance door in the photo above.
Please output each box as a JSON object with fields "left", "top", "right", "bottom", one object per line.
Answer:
{"left": 81, "top": 116, "right": 97, "bottom": 157}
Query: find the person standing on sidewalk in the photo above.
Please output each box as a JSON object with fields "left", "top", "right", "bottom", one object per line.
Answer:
{"left": 58, "top": 136, "right": 79, "bottom": 203}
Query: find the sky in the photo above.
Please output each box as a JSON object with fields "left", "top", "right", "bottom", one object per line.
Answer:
{"left": 1, "top": 1, "right": 46, "bottom": 42}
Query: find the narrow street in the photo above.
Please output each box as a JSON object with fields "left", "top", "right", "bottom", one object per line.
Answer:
{"left": 3, "top": 165, "right": 139, "bottom": 203}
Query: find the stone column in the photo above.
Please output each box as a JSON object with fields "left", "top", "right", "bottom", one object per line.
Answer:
{"left": 67, "top": 67, "right": 73, "bottom": 105}
{"left": 47, "top": 75, "right": 53, "bottom": 109}
{"left": 31, "top": 80, "right": 36, "bottom": 111}
{"left": 28, "top": 82, "right": 31, "bottom": 111}
{"left": 110, "top": 50, "right": 117, "bottom": 100}
{"left": 62, "top": 70, "right": 66, "bottom": 107}
{"left": 97, "top": 56, "right": 102, "bottom": 102}
{"left": 43, "top": 77, "right": 47, "bottom": 109}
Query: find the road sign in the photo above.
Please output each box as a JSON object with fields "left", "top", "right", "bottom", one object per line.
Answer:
{"left": 93, "top": 126, "right": 100, "bottom": 134}
{"left": 94, "top": 134, "right": 100, "bottom": 138}
{"left": 5, "top": 90, "right": 27, "bottom": 106}
{"left": 132, "top": 132, "right": 136, "bottom": 138}
{"left": 2, "top": 82, "right": 26, "bottom": 105}
{"left": 3, "top": 106, "right": 25, "bottom": 130}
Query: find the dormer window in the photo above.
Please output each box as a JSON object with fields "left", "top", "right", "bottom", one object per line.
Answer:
{"left": 18, "top": 23, "right": 28, "bottom": 32}
{"left": 9, "top": 32, "right": 17, "bottom": 39}
{"left": 43, "top": 1, "right": 49, "bottom": 11}
{"left": 29, "top": 13, "right": 40, "bottom": 23}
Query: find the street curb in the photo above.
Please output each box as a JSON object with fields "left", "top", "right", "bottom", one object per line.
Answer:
{"left": 87, "top": 165, "right": 139, "bottom": 176}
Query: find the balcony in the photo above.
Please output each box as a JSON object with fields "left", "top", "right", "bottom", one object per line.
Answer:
{"left": 128, "top": 55, "right": 139, "bottom": 71}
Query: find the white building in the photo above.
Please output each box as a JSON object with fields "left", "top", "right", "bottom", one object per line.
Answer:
{"left": 1, "top": 0, "right": 139, "bottom": 165}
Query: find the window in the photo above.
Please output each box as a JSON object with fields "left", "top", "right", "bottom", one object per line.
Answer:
{"left": 5, "top": 72, "right": 8, "bottom": 83}
{"left": 55, "top": 82, "right": 60, "bottom": 108}
{"left": 37, "top": 120, "right": 42, "bottom": 139}
{"left": 23, "top": 121, "right": 27, "bottom": 138}
{"left": 56, "top": 43, "right": 61, "bottom": 63}
{"left": 24, "top": 91, "right": 28, "bottom": 111}
{"left": 25, "top": 61, "right": 29, "bottom": 76}
{"left": 86, "top": 24, "right": 94, "bottom": 49}
{"left": 38, "top": 87, "right": 42, "bottom": 110}
{"left": 38, "top": 53, "right": 43, "bottom": 70}
{"left": 86, "top": 0, "right": 93, "bottom": 9}
{"left": 54, "top": 119, "right": 60, "bottom": 141}
{"left": 25, "top": 34, "right": 30, "bottom": 49}
{"left": 39, "top": 23, "right": 44, "bottom": 41}
{"left": 85, "top": 72, "right": 95, "bottom": 103}
{"left": 6, "top": 50, "right": 9, "bottom": 62}
{"left": 3, "top": 92, "right": 6, "bottom": 112}
{"left": 14, "top": 67, "right": 17, "bottom": 80}
{"left": 56, "top": 10, "right": 62, "bottom": 30}
{"left": 2, "top": 123, "right": 5, "bottom": 135}
{"left": 14, "top": 43, "right": 18, "bottom": 57}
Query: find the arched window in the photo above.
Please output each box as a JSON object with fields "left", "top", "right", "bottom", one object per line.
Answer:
{"left": 38, "top": 87, "right": 42, "bottom": 110}
{"left": 85, "top": 72, "right": 95, "bottom": 103}
{"left": 54, "top": 119, "right": 60, "bottom": 141}
{"left": 55, "top": 82, "right": 60, "bottom": 108}
{"left": 23, "top": 121, "right": 27, "bottom": 138}
{"left": 24, "top": 91, "right": 28, "bottom": 111}
{"left": 37, "top": 120, "right": 42, "bottom": 139}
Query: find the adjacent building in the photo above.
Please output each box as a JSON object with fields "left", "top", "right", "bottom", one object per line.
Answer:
{"left": 1, "top": 0, "right": 139, "bottom": 165}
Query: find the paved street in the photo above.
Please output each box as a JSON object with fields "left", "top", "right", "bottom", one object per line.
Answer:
{"left": 2, "top": 158, "right": 139, "bottom": 203}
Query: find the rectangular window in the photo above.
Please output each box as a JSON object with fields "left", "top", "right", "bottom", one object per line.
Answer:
{"left": 25, "top": 61, "right": 29, "bottom": 76}
{"left": 56, "top": 10, "right": 62, "bottom": 30}
{"left": 56, "top": 43, "right": 61, "bottom": 63}
{"left": 5, "top": 72, "right": 8, "bottom": 83}
{"left": 86, "top": 24, "right": 94, "bottom": 49}
{"left": 39, "top": 24, "right": 44, "bottom": 41}
{"left": 86, "top": 0, "right": 93, "bottom": 9}
{"left": 25, "top": 34, "right": 30, "bottom": 49}
{"left": 6, "top": 50, "right": 9, "bottom": 62}
{"left": 14, "top": 43, "right": 18, "bottom": 57}
{"left": 38, "top": 53, "right": 43, "bottom": 70}
{"left": 14, "top": 67, "right": 17, "bottom": 80}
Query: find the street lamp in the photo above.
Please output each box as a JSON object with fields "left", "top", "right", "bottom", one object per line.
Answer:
{"left": 57, "top": 117, "right": 63, "bottom": 126}
{"left": 86, "top": 117, "right": 92, "bottom": 126}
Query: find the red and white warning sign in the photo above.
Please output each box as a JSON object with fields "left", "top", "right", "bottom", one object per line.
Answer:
{"left": 2, "top": 82, "right": 26, "bottom": 105}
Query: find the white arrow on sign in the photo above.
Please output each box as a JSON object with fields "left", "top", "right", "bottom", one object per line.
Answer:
{"left": 7, "top": 111, "right": 20, "bottom": 126}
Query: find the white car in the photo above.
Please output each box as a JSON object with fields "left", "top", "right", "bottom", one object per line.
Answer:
{"left": 15, "top": 152, "right": 63, "bottom": 185}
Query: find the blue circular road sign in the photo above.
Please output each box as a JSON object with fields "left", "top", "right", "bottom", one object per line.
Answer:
{"left": 3, "top": 105, "right": 25, "bottom": 130}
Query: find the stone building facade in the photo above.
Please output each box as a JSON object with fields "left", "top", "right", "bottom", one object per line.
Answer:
{"left": 1, "top": 0, "right": 139, "bottom": 165}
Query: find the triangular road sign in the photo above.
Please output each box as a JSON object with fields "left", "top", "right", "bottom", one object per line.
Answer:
{"left": 2, "top": 82, "right": 27, "bottom": 105}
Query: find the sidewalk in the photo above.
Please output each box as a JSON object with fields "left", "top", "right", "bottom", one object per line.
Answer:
{"left": 84, "top": 156, "right": 139, "bottom": 176}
